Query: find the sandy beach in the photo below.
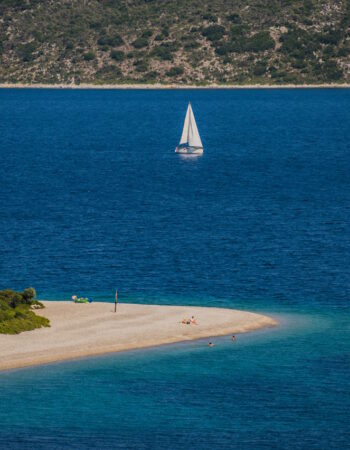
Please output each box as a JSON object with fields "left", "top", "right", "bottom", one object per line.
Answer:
{"left": 0, "top": 301, "right": 277, "bottom": 371}
{"left": 0, "top": 83, "right": 350, "bottom": 89}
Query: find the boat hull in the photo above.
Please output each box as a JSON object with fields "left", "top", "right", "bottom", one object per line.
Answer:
{"left": 175, "top": 146, "right": 203, "bottom": 155}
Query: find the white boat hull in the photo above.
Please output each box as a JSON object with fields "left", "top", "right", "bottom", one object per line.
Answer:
{"left": 175, "top": 146, "right": 203, "bottom": 155}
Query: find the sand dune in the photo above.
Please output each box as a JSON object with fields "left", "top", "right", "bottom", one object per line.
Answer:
{"left": 0, "top": 301, "right": 277, "bottom": 371}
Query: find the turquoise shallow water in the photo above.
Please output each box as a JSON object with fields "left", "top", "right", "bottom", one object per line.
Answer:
{"left": 0, "top": 88, "right": 350, "bottom": 448}
{"left": 0, "top": 307, "right": 349, "bottom": 449}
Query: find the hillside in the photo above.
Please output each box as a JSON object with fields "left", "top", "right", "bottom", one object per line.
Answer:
{"left": 0, "top": 0, "right": 350, "bottom": 85}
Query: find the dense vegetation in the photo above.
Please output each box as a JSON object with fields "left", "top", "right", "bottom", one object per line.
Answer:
{"left": 0, "top": 288, "right": 50, "bottom": 334}
{"left": 0, "top": 0, "right": 350, "bottom": 85}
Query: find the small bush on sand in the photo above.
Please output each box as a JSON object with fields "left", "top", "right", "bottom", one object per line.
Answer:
{"left": 0, "top": 288, "right": 49, "bottom": 334}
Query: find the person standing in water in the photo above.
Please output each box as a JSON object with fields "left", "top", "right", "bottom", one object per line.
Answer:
{"left": 114, "top": 289, "right": 118, "bottom": 313}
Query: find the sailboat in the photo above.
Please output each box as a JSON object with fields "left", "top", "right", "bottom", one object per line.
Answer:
{"left": 175, "top": 102, "right": 203, "bottom": 155}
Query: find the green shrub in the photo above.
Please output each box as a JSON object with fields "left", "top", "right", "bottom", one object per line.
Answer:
{"left": 0, "top": 308, "right": 15, "bottom": 321}
{"left": 142, "top": 30, "right": 153, "bottom": 38}
{"left": 338, "top": 46, "right": 350, "bottom": 57}
{"left": 109, "top": 34, "right": 124, "bottom": 47}
{"left": 231, "top": 24, "right": 247, "bottom": 36}
{"left": 185, "top": 41, "right": 200, "bottom": 51}
{"left": 95, "top": 65, "right": 122, "bottom": 81}
{"left": 83, "top": 51, "right": 96, "bottom": 61}
{"left": 133, "top": 37, "right": 149, "bottom": 49}
{"left": 166, "top": 66, "right": 184, "bottom": 76}
{"left": 280, "top": 28, "right": 318, "bottom": 56}
{"left": 323, "top": 45, "right": 335, "bottom": 57}
{"left": 215, "top": 43, "right": 233, "bottom": 56}
{"left": 0, "top": 311, "right": 49, "bottom": 334}
{"left": 151, "top": 42, "right": 178, "bottom": 60}
{"left": 253, "top": 62, "right": 267, "bottom": 76}
{"left": 18, "top": 42, "right": 36, "bottom": 62}
{"left": 202, "top": 25, "right": 226, "bottom": 42}
{"left": 303, "top": 18, "right": 313, "bottom": 26}
{"left": 144, "top": 70, "right": 159, "bottom": 80}
{"left": 227, "top": 13, "right": 241, "bottom": 24}
{"left": 292, "top": 59, "right": 306, "bottom": 69}
{"left": 98, "top": 34, "right": 123, "bottom": 47}
{"left": 22, "top": 287, "right": 36, "bottom": 303}
{"left": 221, "top": 25, "right": 250, "bottom": 53}
{"left": 152, "top": 47, "right": 172, "bottom": 60}
{"left": 23, "top": 287, "right": 36, "bottom": 298}
{"left": 245, "top": 31, "right": 274, "bottom": 52}
{"left": 134, "top": 59, "right": 148, "bottom": 72}
{"left": 202, "top": 13, "right": 217, "bottom": 22}
{"left": 282, "top": 72, "right": 298, "bottom": 83}
{"left": 319, "top": 29, "right": 341, "bottom": 45}
{"left": 110, "top": 50, "right": 124, "bottom": 61}
{"left": 271, "top": 69, "right": 285, "bottom": 79}
{"left": 89, "top": 20, "right": 102, "bottom": 30}
{"left": 161, "top": 26, "right": 169, "bottom": 37}
{"left": 301, "top": 0, "right": 313, "bottom": 15}
{"left": 98, "top": 36, "right": 108, "bottom": 46}
{"left": 0, "top": 288, "right": 50, "bottom": 334}
{"left": 322, "top": 60, "right": 343, "bottom": 81}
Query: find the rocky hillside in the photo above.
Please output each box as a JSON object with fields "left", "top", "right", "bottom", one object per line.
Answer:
{"left": 0, "top": 0, "right": 350, "bottom": 85}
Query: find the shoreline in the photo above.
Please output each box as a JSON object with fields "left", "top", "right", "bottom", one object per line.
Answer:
{"left": 1, "top": 82, "right": 350, "bottom": 90}
{"left": 0, "top": 301, "right": 277, "bottom": 371}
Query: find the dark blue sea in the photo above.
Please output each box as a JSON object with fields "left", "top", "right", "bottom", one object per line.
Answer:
{"left": 0, "top": 88, "right": 349, "bottom": 449}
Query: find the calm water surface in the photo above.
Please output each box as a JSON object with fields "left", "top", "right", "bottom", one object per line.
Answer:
{"left": 0, "top": 89, "right": 349, "bottom": 449}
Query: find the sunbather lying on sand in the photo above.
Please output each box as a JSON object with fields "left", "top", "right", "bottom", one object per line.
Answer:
{"left": 181, "top": 316, "right": 198, "bottom": 325}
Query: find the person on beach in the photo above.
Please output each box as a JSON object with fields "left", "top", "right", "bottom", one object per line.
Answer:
{"left": 114, "top": 289, "right": 118, "bottom": 313}
{"left": 181, "top": 316, "right": 197, "bottom": 325}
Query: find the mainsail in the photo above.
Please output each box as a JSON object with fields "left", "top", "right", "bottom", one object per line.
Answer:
{"left": 179, "top": 103, "right": 203, "bottom": 148}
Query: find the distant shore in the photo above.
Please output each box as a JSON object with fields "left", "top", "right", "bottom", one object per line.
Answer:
{"left": 0, "top": 83, "right": 350, "bottom": 90}
{"left": 0, "top": 301, "right": 277, "bottom": 371}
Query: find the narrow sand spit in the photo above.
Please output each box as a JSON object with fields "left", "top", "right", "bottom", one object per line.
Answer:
{"left": 0, "top": 302, "right": 277, "bottom": 371}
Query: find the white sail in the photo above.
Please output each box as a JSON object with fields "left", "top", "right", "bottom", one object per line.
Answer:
{"left": 179, "top": 103, "right": 203, "bottom": 148}
{"left": 179, "top": 105, "right": 190, "bottom": 145}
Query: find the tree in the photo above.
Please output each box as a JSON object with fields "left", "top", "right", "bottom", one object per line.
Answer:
{"left": 22, "top": 287, "right": 36, "bottom": 303}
